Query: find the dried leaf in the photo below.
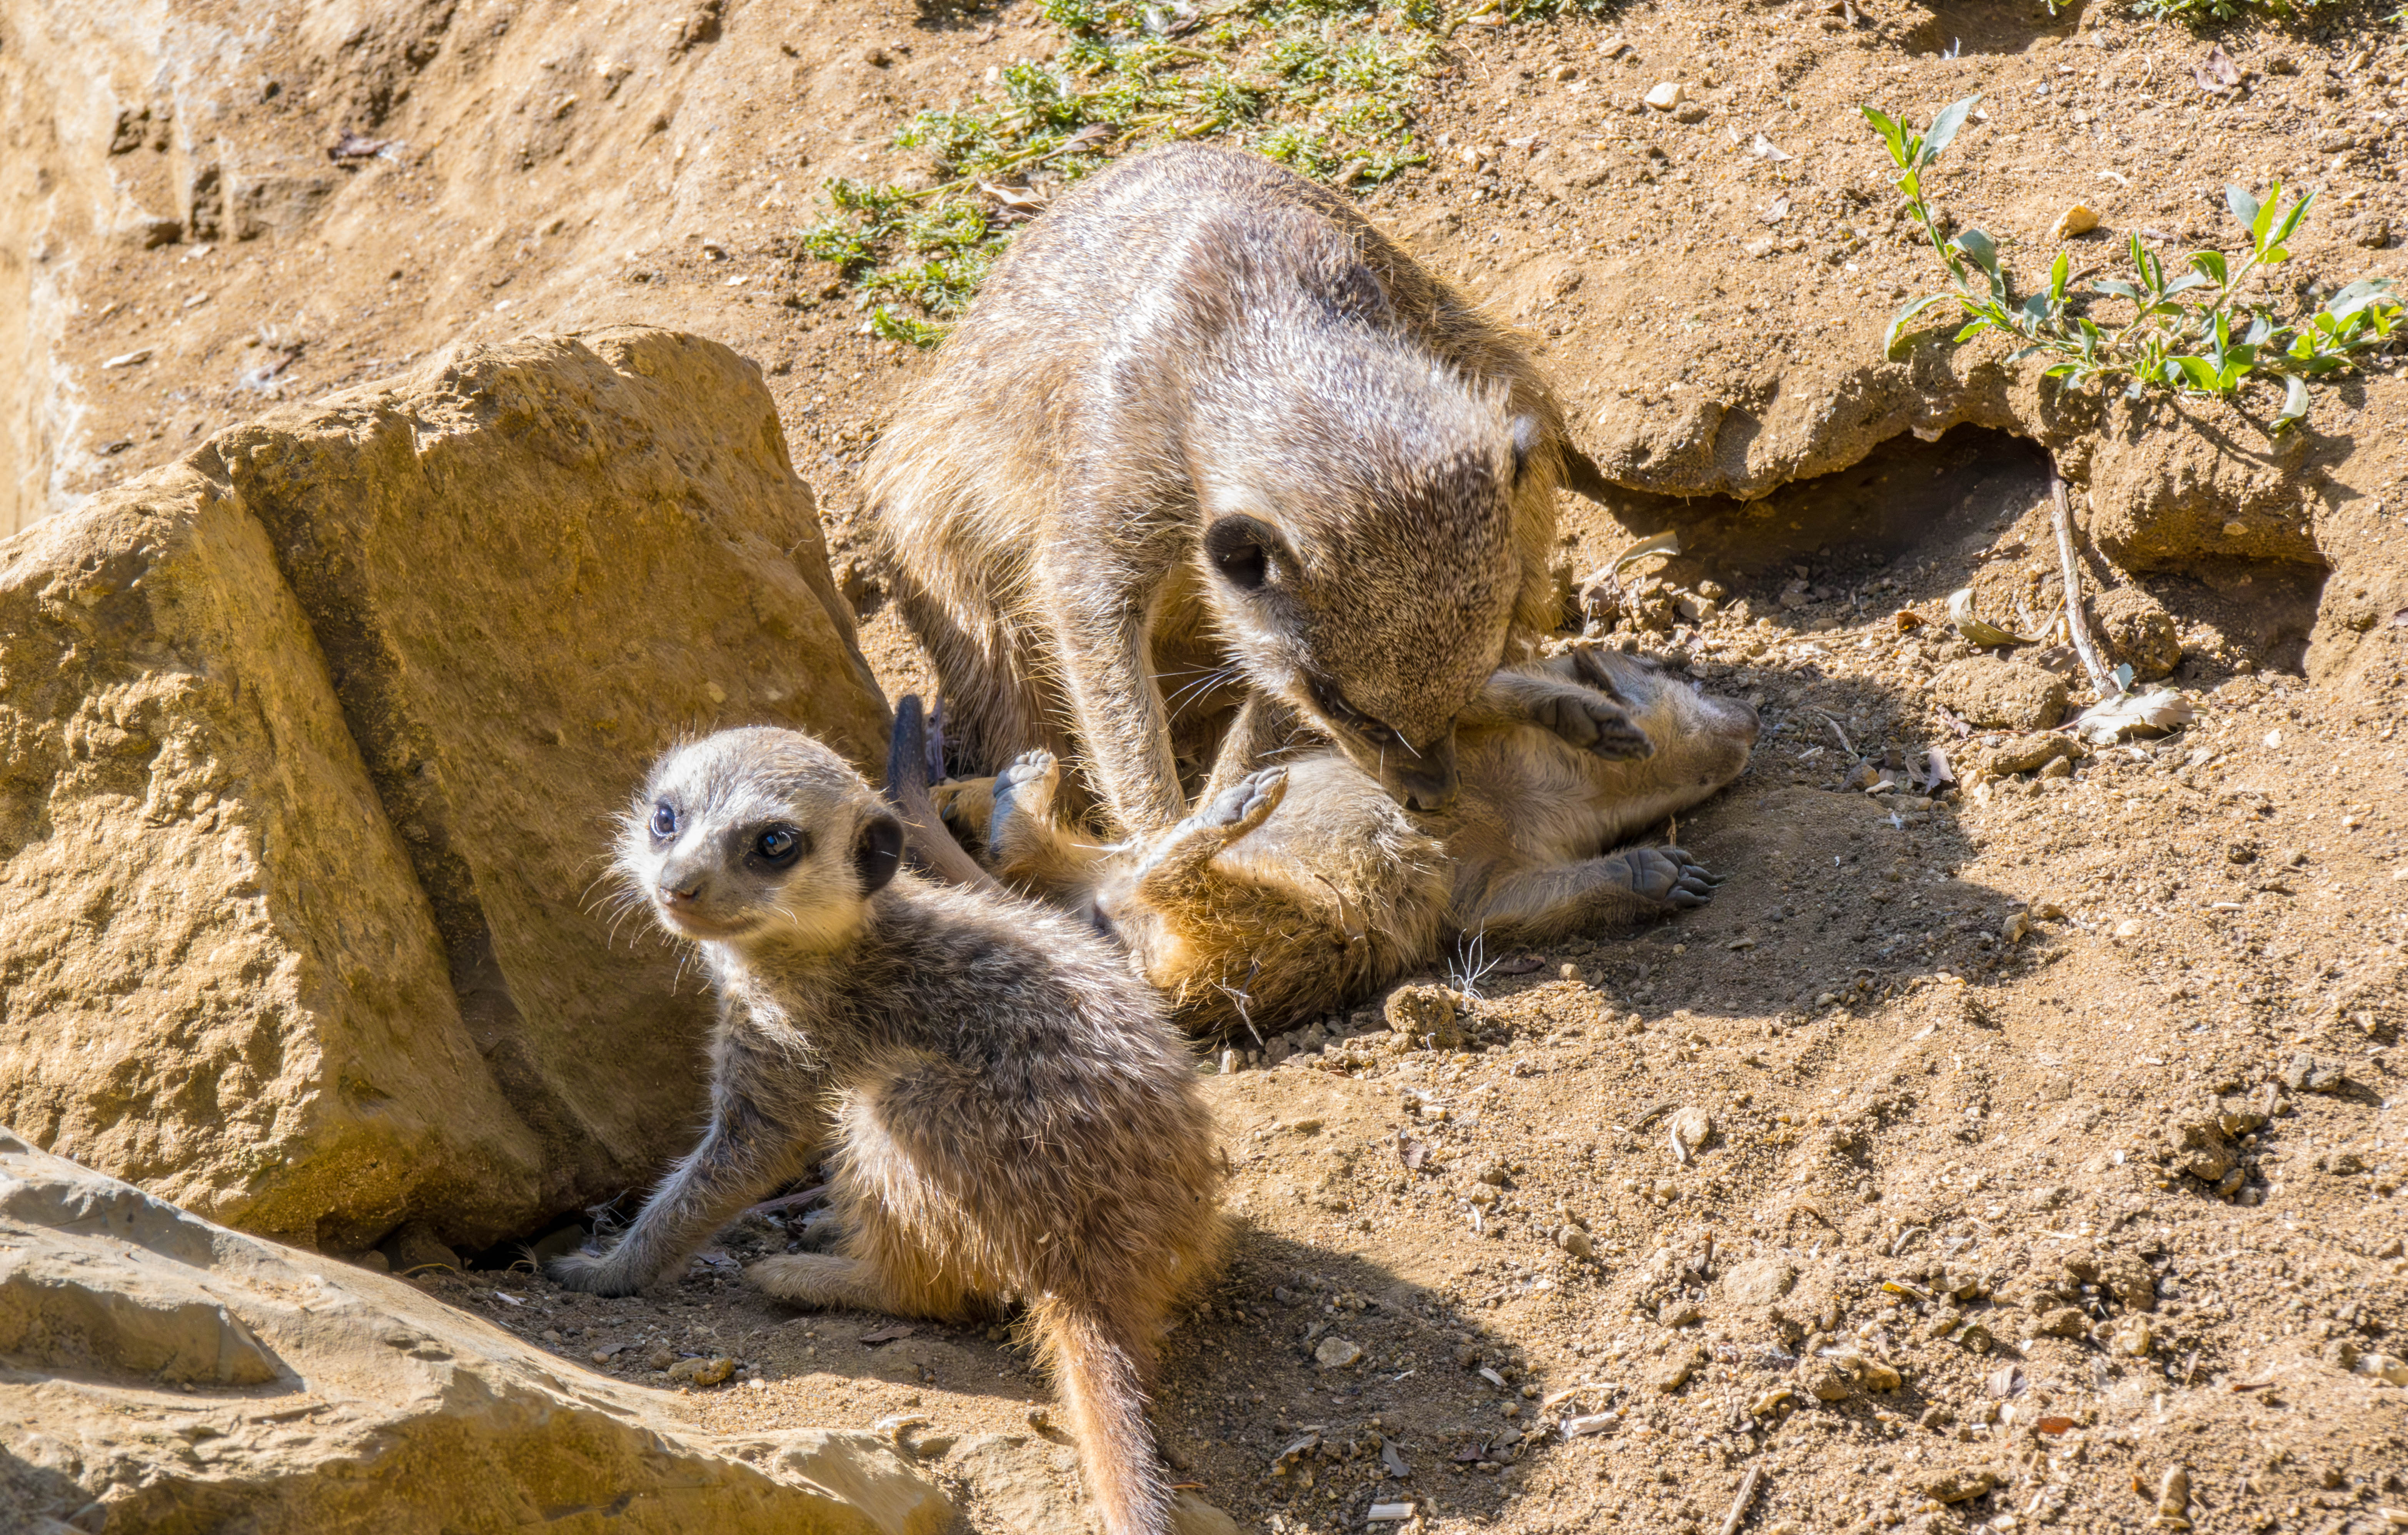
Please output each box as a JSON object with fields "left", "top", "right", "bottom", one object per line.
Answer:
{"left": 1762, "top": 195, "right": 1791, "bottom": 225}
{"left": 2070, "top": 686, "right": 2195, "bottom": 744}
{"left": 1986, "top": 1363, "right": 2028, "bottom": 1398}
{"left": 2037, "top": 1415, "right": 2076, "bottom": 1435}
{"left": 859, "top": 1324, "right": 917, "bottom": 1346}
{"left": 1947, "top": 588, "right": 2044, "bottom": 648}
{"left": 1381, "top": 1438, "right": 1413, "bottom": 1477}
{"left": 1492, "top": 954, "right": 1544, "bottom": 975}
{"left": 2193, "top": 43, "right": 2241, "bottom": 93}
{"left": 1750, "top": 133, "right": 1794, "bottom": 163}
{"left": 1395, "top": 1131, "right": 1430, "bottom": 1172}
{"left": 1925, "top": 746, "right": 1955, "bottom": 787}
{"left": 1603, "top": 530, "right": 1682, "bottom": 592}
{"left": 1060, "top": 123, "right": 1118, "bottom": 155}
{"left": 977, "top": 182, "right": 1048, "bottom": 222}
{"left": 1892, "top": 608, "right": 1926, "bottom": 632}
{"left": 1272, "top": 1432, "right": 1322, "bottom": 1472}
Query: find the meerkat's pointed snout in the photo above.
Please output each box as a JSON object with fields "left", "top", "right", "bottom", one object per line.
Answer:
{"left": 1393, "top": 739, "right": 1460, "bottom": 813}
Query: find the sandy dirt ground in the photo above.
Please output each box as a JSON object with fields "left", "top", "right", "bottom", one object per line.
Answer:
{"left": 8, "top": 0, "right": 2407, "bottom": 1531}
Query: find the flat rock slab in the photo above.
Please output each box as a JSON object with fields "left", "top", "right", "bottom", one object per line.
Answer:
{"left": 0, "top": 1128, "right": 953, "bottom": 1535}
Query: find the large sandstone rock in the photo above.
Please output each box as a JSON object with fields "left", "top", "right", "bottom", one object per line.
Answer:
{"left": 0, "top": 329, "right": 888, "bottom": 1251}
{"left": 0, "top": 1128, "right": 953, "bottom": 1535}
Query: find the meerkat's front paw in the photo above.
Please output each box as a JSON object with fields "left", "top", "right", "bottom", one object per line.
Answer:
{"left": 1624, "top": 847, "right": 1719, "bottom": 908}
{"left": 1195, "top": 765, "right": 1287, "bottom": 840}
{"left": 546, "top": 1249, "right": 646, "bottom": 1297}
{"left": 1533, "top": 690, "right": 1654, "bottom": 761}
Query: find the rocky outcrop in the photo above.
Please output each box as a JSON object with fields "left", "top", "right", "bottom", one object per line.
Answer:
{"left": 0, "top": 328, "right": 888, "bottom": 1252}
{"left": 0, "top": 1128, "right": 955, "bottom": 1535}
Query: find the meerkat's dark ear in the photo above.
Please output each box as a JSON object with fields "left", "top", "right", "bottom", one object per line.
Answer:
{"left": 1202, "top": 514, "right": 1283, "bottom": 594}
{"left": 1510, "top": 414, "right": 1544, "bottom": 486}
{"left": 854, "top": 812, "right": 904, "bottom": 895}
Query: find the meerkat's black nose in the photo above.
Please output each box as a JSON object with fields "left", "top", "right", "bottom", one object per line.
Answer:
{"left": 1397, "top": 762, "right": 1458, "bottom": 813}
{"left": 659, "top": 879, "right": 702, "bottom": 904}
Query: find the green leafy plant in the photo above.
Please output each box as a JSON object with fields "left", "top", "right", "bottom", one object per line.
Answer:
{"left": 799, "top": 1, "right": 1438, "bottom": 346}
{"left": 2121, "top": 0, "right": 2327, "bottom": 20}
{"left": 1865, "top": 94, "right": 2401, "bottom": 431}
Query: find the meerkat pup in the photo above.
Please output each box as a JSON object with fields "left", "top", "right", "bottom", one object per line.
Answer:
{"left": 949, "top": 649, "right": 1756, "bottom": 1036}
{"left": 548, "top": 727, "right": 1223, "bottom": 1535}
{"left": 868, "top": 143, "right": 1638, "bottom": 838}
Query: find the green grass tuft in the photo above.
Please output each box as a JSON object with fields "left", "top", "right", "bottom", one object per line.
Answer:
{"left": 797, "top": 1, "right": 1447, "bottom": 346}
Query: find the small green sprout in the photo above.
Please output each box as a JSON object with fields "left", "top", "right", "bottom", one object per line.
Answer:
{"left": 1866, "top": 94, "right": 2400, "bottom": 432}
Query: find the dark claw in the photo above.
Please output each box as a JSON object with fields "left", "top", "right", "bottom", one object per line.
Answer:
{"left": 1537, "top": 693, "right": 1654, "bottom": 761}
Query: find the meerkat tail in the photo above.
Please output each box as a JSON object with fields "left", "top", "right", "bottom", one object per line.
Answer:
{"left": 1032, "top": 1296, "right": 1174, "bottom": 1535}
{"left": 884, "top": 694, "right": 1002, "bottom": 891}
{"left": 1557, "top": 440, "right": 1617, "bottom": 506}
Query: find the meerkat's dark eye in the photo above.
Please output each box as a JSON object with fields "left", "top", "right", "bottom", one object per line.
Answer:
{"left": 755, "top": 827, "right": 805, "bottom": 865}
{"left": 651, "top": 802, "right": 678, "bottom": 839}
{"left": 1202, "top": 514, "right": 1278, "bottom": 594}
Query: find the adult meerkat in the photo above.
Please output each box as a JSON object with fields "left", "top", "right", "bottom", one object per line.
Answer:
{"left": 867, "top": 143, "right": 1636, "bottom": 838}
{"left": 943, "top": 648, "right": 1756, "bottom": 1036}
{"left": 547, "top": 727, "right": 1223, "bottom": 1535}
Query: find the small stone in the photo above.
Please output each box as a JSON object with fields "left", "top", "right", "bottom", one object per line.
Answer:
{"left": 2114, "top": 1320, "right": 2154, "bottom": 1357}
{"left": 1642, "top": 81, "right": 1687, "bottom": 110}
{"left": 2051, "top": 203, "right": 2100, "bottom": 239}
{"left": 2357, "top": 1353, "right": 2408, "bottom": 1386}
{"left": 2034, "top": 1307, "right": 2091, "bottom": 1341}
{"left": 2223, "top": 521, "right": 2250, "bottom": 538}
{"left": 2353, "top": 214, "right": 2392, "bottom": 249}
{"left": 1722, "top": 1257, "right": 1796, "bottom": 1308}
{"left": 2157, "top": 1466, "right": 2191, "bottom": 1521}
{"left": 2114, "top": 919, "right": 2144, "bottom": 940}
{"left": 1659, "top": 1299, "right": 1702, "bottom": 1328}
{"left": 2283, "top": 1053, "right": 2348, "bottom": 1094}
{"left": 668, "top": 1354, "right": 735, "bottom": 1386}
{"left": 2000, "top": 910, "right": 2031, "bottom": 945}
{"left": 1919, "top": 1468, "right": 2000, "bottom": 1505}
{"left": 1672, "top": 101, "right": 1708, "bottom": 124}
{"left": 1935, "top": 658, "right": 2069, "bottom": 732}
{"left": 376, "top": 1221, "right": 460, "bottom": 1277}
{"left": 1951, "top": 1320, "right": 1995, "bottom": 1354}
{"left": 1383, "top": 985, "right": 1464, "bottom": 1050}
{"left": 1654, "top": 1343, "right": 1705, "bottom": 1392}
{"left": 1669, "top": 1106, "right": 1712, "bottom": 1158}
{"left": 2163, "top": 1116, "right": 2235, "bottom": 1183}
{"left": 1800, "top": 1358, "right": 1852, "bottom": 1401}
{"left": 2091, "top": 588, "right": 2182, "bottom": 680}
{"left": 644, "top": 1345, "right": 676, "bottom": 1371}
{"left": 2324, "top": 1338, "right": 2361, "bottom": 1371}
{"left": 591, "top": 1348, "right": 615, "bottom": 1365}
{"left": 1314, "top": 1337, "right": 1364, "bottom": 1370}
{"left": 1557, "top": 1224, "right": 1595, "bottom": 1259}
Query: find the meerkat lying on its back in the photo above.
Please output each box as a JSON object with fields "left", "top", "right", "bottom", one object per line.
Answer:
{"left": 548, "top": 727, "right": 1223, "bottom": 1535}
{"left": 869, "top": 144, "right": 1639, "bottom": 839}
{"left": 949, "top": 648, "right": 1757, "bottom": 1036}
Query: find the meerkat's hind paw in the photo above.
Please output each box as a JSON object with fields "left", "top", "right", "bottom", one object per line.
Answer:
{"left": 1626, "top": 847, "right": 1717, "bottom": 908}
{"left": 744, "top": 1252, "right": 883, "bottom": 1311}
{"left": 545, "top": 1250, "right": 644, "bottom": 1298}
{"left": 1663, "top": 849, "right": 1719, "bottom": 908}
{"left": 1536, "top": 691, "right": 1654, "bottom": 761}
{"left": 990, "top": 749, "right": 1062, "bottom": 827}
